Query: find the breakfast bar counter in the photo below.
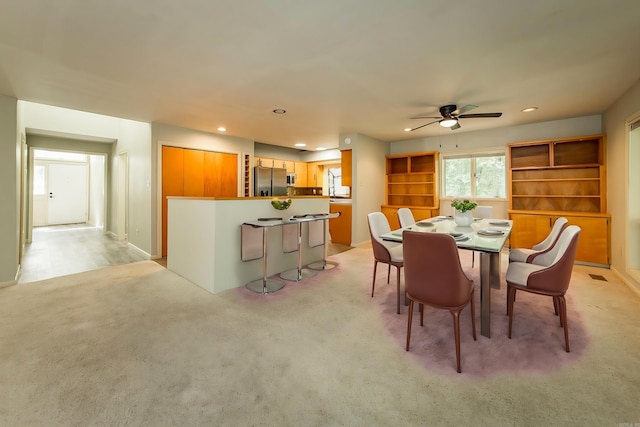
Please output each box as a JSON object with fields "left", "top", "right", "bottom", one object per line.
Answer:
{"left": 167, "top": 196, "right": 329, "bottom": 294}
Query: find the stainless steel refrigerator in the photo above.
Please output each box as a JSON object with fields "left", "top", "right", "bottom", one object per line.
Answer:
{"left": 254, "top": 167, "right": 288, "bottom": 196}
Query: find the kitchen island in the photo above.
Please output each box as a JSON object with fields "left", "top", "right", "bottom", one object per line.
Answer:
{"left": 167, "top": 196, "right": 329, "bottom": 294}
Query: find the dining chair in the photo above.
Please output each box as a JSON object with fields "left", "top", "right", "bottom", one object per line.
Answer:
{"left": 471, "top": 205, "right": 494, "bottom": 267}
{"left": 403, "top": 230, "right": 476, "bottom": 373}
{"left": 505, "top": 225, "right": 581, "bottom": 352}
{"left": 509, "top": 216, "right": 568, "bottom": 263}
{"left": 397, "top": 208, "right": 416, "bottom": 228}
{"left": 367, "top": 212, "right": 404, "bottom": 314}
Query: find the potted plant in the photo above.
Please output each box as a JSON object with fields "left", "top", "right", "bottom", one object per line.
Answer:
{"left": 450, "top": 199, "right": 477, "bottom": 226}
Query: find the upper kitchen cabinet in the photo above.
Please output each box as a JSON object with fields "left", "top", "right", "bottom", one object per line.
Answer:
{"left": 341, "top": 150, "right": 352, "bottom": 187}
{"left": 307, "top": 162, "right": 323, "bottom": 187}
{"left": 294, "top": 161, "right": 308, "bottom": 187}
{"left": 254, "top": 156, "right": 274, "bottom": 167}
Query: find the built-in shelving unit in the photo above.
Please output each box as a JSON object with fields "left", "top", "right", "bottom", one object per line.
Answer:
{"left": 382, "top": 151, "right": 439, "bottom": 228}
{"left": 508, "top": 134, "right": 610, "bottom": 265}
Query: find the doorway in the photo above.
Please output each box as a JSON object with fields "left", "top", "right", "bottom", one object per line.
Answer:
{"left": 33, "top": 160, "right": 89, "bottom": 226}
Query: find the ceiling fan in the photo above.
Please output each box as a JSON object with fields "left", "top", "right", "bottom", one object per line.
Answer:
{"left": 407, "top": 104, "right": 502, "bottom": 132}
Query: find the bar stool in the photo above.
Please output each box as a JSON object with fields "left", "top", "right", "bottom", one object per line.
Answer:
{"left": 241, "top": 221, "right": 285, "bottom": 293}
{"left": 280, "top": 217, "right": 317, "bottom": 282}
{"left": 308, "top": 212, "right": 341, "bottom": 271}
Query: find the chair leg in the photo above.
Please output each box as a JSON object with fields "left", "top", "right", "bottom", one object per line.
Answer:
{"left": 472, "top": 251, "right": 475, "bottom": 268}
{"left": 419, "top": 303, "right": 424, "bottom": 326}
{"left": 470, "top": 289, "right": 477, "bottom": 341}
{"left": 387, "top": 264, "right": 391, "bottom": 284}
{"left": 396, "top": 266, "right": 401, "bottom": 314}
{"left": 450, "top": 310, "right": 462, "bottom": 373}
{"left": 406, "top": 300, "right": 414, "bottom": 351}
{"left": 558, "top": 295, "right": 570, "bottom": 352}
{"left": 508, "top": 286, "right": 516, "bottom": 339}
{"left": 371, "top": 261, "right": 378, "bottom": 297}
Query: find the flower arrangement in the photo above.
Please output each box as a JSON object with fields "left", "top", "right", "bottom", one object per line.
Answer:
{"left": 450, "top": 198, "right": 478, "bottom": 213}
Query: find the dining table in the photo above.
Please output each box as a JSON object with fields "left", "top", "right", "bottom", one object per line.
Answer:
{"left": 379, "top": 215, "right": 512, "bottom": 338}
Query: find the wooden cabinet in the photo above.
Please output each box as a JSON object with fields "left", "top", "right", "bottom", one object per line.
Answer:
{"left": 294, "top": 161, "right": 308, "bottom": 187}
{"left": 510, "top": 212, "right": 610, "bottom": 265}
{"left": 381, "top": 206, "right": 440, "bottom": 230}
{"left": 507, "top": 134, "right": 610, "bottom": 265}
{"left": 341, "top": 149, "right": 352, "bottom": 187}
{"left": 329, "top": 203, "right": 352, "bottom": 245}
{"left": 254, "top": 157, "right": 274, "bottom": 167}
{"left": 162, "top": 146, "right": 238, "bottom": 256}
{"left": 307, "top": 162, "right": 323, "bottom": 187}
{"left": 385, "top": 151, "right": 439, "bottom": 208}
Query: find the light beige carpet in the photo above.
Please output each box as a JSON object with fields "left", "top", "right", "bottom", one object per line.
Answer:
{"left": 1, "top": 248, "right": 639, "bottom": 426}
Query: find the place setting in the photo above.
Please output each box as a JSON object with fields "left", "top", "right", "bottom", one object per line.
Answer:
{"left": 476, "top": 227, "right": 506, "bottom": 237}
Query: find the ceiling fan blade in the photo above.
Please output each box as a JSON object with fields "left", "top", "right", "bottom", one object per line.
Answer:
{"left": 409, "top": 115, "right": 442, "bottom": 120}
{"left": 408, "top": 119, "right": 440, "bottom": 131}
{"left": 458, "top": 112, "right": 503, "bottom": 118}
{"left": 453, "top": 104, "right": 478, "bottom": 115}
{"left": 450, "top": 122, "right": 461, "bottom": 130}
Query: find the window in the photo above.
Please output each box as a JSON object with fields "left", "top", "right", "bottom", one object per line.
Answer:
{"left": 443, "top": 153, "right": 506, "bottom": 198}
{"left": 33, "top": 165, "right": 45, "bottom": 195}
{"left": 327, "top": 166, "right": 350, "bottom": 197}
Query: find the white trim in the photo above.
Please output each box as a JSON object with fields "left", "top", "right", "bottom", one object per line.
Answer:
{"left": 127, "top": 242, "right": 151, "bottom": 259}
{"left": 624, "top": 109, "right": 640, "bottom": 280}
{"left": 611, "top": 266, "right": 640, "bottom": 299}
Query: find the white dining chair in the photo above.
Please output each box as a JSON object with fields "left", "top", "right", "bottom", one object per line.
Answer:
{"left": 397, "top": 208, "right": 416, "bottom": 228}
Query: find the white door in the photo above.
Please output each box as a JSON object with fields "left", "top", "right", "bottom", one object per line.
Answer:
{"left": 48, "top": 163, "right": 88, "bottom": 225}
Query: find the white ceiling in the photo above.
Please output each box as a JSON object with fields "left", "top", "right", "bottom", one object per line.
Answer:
{"left": 1, "top": 0, "right": 639, "bottom": 150}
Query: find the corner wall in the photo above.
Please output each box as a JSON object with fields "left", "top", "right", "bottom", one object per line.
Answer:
{"left": 603, "top": 78, "right": 640, "bottom": 293}
{"left": 0, "top": 95, "right": 19, "bottom": 284}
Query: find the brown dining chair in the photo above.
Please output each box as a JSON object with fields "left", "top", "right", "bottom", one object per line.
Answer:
{"left": 505, "top": 225, "right": 581, "bottom": 352}
{"left": 509, "top": 216, "right": 568, "bottom": 263}
{"left": 403, "top": 230, "right": 476, "bottom": 373}
{"left": 367, "top": 212, "right": 404, "bottom": 314}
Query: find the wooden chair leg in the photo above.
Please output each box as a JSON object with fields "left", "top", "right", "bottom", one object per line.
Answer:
{"left": 387, "top": 264, "right": 391, "bottom": 284}
{"left": 371, "top": 261, "right": 378, "bottom": 297}
{"left": 558, "top": 295, "right": 570, "bottom": 352}
{"left": 451, "top": 310, "right": 462, "bottom": 373}
{"left": 406, "top": 300, "right": 414, "bottom": 351}
{"left": 470, "top": 289, "right": 477, "bottom": 341}
{"left": 472, "top": 251, "right": 475, "bottom": 268}
{"left": 419, "top": 303, "right": 424, "bottom": 326}
{"left": 553, "top": 296, "right": 559, "bottom": 316}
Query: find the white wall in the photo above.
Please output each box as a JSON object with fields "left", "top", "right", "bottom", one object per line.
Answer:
{"left": 340, "top": 132, "right": 388, "bottom": 245}
{"left": 603, "top": 78, "right": 640, "bottom": 293}
{"left": 89, "top": 155, "right": 105, "bottom": 228}
{"left": 0, "top": 95, "right": 19, "bottom": 284}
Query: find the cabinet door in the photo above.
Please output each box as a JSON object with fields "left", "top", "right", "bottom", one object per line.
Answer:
{"left": 204, "top": 152, "right": 238, "bottom": 197}
{"left": 256, "top": 157, "right": 274, "bottom": 167}
{"left": 162, "top": 146, "right": 184, "bottom": 257}
{"left": 565, "top": 216, "right": 609, "bottom": 265}
{"left": 509, "top": 213, "right": 552, "bottom": 249}
{"left": 329, "top": 204, "right": 352, "bottom": 245}
{"left": 341, "top": 150, "right": 352, "bottom": 186}
{"left": 295, "top": 162, "right": 308, "bottom": 187}
{"left": 308, "top": 162, "right": 321, "bottom": 187}
{"left": 183, "top": 149, "right": 205, "bottom": 197}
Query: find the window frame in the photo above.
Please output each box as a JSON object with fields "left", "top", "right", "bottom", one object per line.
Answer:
{"left": 441, "top": 150, "right": 507, "bottom": 201}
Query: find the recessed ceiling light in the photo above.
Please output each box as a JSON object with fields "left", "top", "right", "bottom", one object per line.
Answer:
{"left": 294, "top": 143, "right": 306, "bottom": 147}
{"left": 217, "top": 127, "right": 226, "bottom": 132}
{"left": 272, "top": 108, "right": 286, "bottom": 114}
{"left": 521, "top": 107, "right": 538, "bottom": 113}
{"left": 316, "top": 147, "right": 327, "bottom": 151}
{"left": 404, "top": 128, "right": 412, "bottom": 132}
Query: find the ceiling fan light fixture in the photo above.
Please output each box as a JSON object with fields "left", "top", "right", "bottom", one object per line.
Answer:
{"left": 439, "top": 117, "right": 458, "bottom": 128}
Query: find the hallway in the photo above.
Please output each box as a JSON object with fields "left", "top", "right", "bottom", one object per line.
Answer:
{"left": 19, "top": 224, "right": 148, "bottom": 283}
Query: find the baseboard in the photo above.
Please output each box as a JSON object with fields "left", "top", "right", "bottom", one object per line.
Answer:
{"left": 127, "top": 242, "right": 151, "bottom": 260}
{"left": 107, "top": 231, "right": 117, "bottom": 238}
{"left": 0, "top": 266, "right": 18, "bottom": 289}
{"left": 610, "top": 266, "right": 640, "bottom": 299}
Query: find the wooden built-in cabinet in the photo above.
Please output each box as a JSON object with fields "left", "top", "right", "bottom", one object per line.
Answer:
{"left": 341, "top": 149, "right": 352, "bottom": 187}
{"left": 162, "top": 146, "right": 238, "bottom": 256}
{"left": 507, "top": 134, "right": 610, "bottom": 265}
{"left": 307, "top": 162, "right": 323, "bottom": 187}
{"left": 329, "top": 203, "right": 352, "bottom": 245}
{"left": 381, "top": 151, "right": 439, "bottom": 226}
{"left": 294, "top": 161, "right": 308, "bottom": 187}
